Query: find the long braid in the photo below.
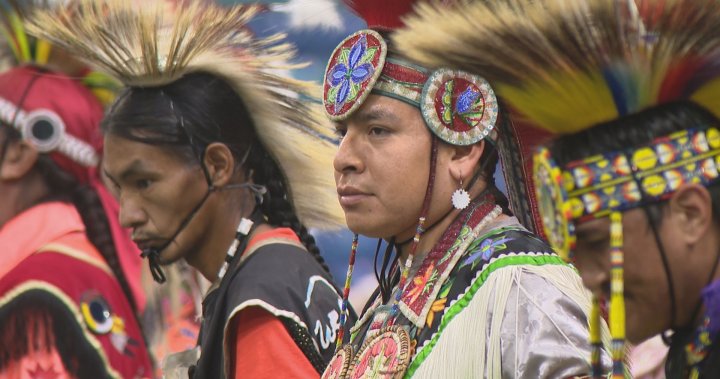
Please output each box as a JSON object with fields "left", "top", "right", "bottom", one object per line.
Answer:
{"left": 72, "top": 187, "right": 139, "bottom": 311}
{"left": 35, "top": 156, "right": 139, "bottom": 313}
{"left": 483, "top": 146, "right": 511, "bottom": 214}
{"left": 250, "top": 146, "right": 332, "bottom": 277}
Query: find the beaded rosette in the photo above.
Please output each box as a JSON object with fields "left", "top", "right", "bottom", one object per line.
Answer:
{"left": 323, "top": 30, "right": 498, "bottom": 146}
{"left": 324, "top": 30, "right": 387, "bottom": 120}
{"left": 534, "top": 127, "right": 720, "bottom": 260}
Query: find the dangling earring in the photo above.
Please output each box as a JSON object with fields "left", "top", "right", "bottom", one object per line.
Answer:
{"left": 451, "top": 177, "right": 471, "bottom": 210}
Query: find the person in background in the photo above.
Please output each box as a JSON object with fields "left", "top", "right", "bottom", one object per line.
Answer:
{"left": 395, "top": 0, "right": 720, "bottom": 377}
{"left": 320, "top": 0, "right": 610, "bottom": 377}
{"left": 0, "top": 1, "right": 152, "bottom": 377}
{"left": 31, "top": 1, "right": 353, "bottom": 378}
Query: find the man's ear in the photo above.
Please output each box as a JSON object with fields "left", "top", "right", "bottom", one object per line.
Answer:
{"left": 668, "top": 183, "right": 713, "bottom": 246}
{"left": 202, "top": 142, "right": 237, "bottom": 187}
{"left": 0, "top": 139, "right": 40, "bottom": 181}
{"left": 447, "top": 140, "right": 485, "bottom": 183}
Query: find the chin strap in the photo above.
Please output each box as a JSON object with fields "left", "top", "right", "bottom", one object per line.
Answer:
{"left": 140, "top": 248, "right": 167, "bottom": 283}
{"left": 141, "top": 182, "right": 266, "bottom": 284}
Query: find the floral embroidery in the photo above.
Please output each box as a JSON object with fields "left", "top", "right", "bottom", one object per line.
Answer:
{"left": 461, "top": 234, "right": 514, "bottom": 269}
{"left": 425, "top": 297, "right": 447, "bottom": 328}
{"left": 326, "top": 35, "right": 377, "bottom": 113}
{"left": 407, "top": 265, "right": 437, "bottom": 304}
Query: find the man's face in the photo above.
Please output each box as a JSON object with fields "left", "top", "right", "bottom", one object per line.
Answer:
{"left": 333, "top": 95, "right": 436, "bottom": 240}
{"left": 572, "top": 207, "right": 680, "bottom": 344}
{"left": 103, "top": 133, "right": 211, "bottom": 265}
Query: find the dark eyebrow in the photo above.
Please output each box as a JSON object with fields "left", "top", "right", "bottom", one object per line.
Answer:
{"left": 105, "top": 159, "right": 149, "bottom": 184}
{"left": 353, "top": 106, "right": 401, "bottom": 125}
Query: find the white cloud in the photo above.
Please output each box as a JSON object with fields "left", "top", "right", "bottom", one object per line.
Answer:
{"left": 271, "top": 0, "right": 344, "bottom": 32}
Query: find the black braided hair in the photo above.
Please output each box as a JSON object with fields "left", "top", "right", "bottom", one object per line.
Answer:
{"left": 475, "top": 139, "right": 510, "bottom": 213}
{"left": 102, "top": 72, "right": 333, "bottom": 277}
{"left": 249, "top": 144, "right": 332, "bottom": 276}
{"left": 34, "top": 155, "right": 139, "bottom": 313}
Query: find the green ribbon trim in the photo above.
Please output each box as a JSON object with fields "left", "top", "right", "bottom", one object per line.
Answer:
{"left": 406, "top": 253, "right": 567, "bottom": 377}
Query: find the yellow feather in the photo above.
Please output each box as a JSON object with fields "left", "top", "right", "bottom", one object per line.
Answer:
{"left": 691, "top": 78, "right": 720, "bottom": 122}
{"left": 34, "top": 39, "right": 52, "bottom": 65}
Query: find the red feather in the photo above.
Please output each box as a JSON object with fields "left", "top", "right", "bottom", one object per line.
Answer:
{"left": 658, "top": 57, "right": 703, "bottom": 103}
{"left": 344, "top": 0, "right": 418, "bottom": 30}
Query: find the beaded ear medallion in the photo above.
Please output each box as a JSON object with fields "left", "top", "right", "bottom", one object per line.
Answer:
{"left": 323, "top": 30, "right": 387, "bottom": 121}
{"left": 533, "top": 147, "right": 576, "bottom": 260}
{"left": 533, "top": 127, "right": 720, "bottom": 260}
{"left": 421, "top": 69, "right": 498, "bottom": 146}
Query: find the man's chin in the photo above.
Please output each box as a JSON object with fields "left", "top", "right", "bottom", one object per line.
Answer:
{"left": 157, "top": 255, "right": 182, "bottom": 266}
{"left": 347, "top": 225, "right": 391, "bottom": 239}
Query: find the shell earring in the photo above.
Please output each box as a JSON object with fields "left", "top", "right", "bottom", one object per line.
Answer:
{"left": 451, "top": 178, "right": 470, "bottom": 210}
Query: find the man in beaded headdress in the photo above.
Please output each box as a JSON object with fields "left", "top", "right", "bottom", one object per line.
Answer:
{"left": 320, "top": 1, "right": 612, "bottom": 377}
{"left": 30, "top": 0, "right": 355, "bottom": 377}
{"left": 396, "top": 0, "right": 720, "bottom": 377}
{"left": 0, "top": 1, "right": 154, "bottom": 377}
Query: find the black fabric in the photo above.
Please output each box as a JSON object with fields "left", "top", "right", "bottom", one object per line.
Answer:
{"left": 665, "top": 329, "right": 720, "bottom": 379}
{"left": 192, "top": 241, "right": 355, "bottom": 378}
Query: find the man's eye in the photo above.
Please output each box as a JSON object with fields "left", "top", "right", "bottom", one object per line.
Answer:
{"left": 369, "top": 127, "right": 387, "bottom": 136}
{"left": 335, "top": 129, "right": 347, "bottom": 139}
{"left": 136, "top": 179, "right": 152, "bottom": 190}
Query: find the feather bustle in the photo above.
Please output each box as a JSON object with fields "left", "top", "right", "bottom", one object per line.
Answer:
{"left": 394, "top": 0, "right": 720, "bottom": 134}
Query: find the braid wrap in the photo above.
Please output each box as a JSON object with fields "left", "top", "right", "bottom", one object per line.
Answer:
{"left": 35, "top": 156, "right": 139, "bottom": 312}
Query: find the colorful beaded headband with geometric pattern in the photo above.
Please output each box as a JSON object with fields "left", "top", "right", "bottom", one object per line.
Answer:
{"left": 534, "top": 126, "right": 720, "bottom": 260}
{"left": 323, "top": 29, "right": 498, "bottom": 146}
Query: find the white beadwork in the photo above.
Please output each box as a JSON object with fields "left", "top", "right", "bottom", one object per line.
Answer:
{"left": 217, "top": 218, "right": 254, "bottom": 280}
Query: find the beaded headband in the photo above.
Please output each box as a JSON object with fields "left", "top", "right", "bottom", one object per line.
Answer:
{"left": 323, "top": 29, "right": 498, "bottom": 146}
{"left": 534, "top": 126, "right": 720, "bottom": 260}
{"left": 0, "top": 95, "right": 99, "bottom": 167}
